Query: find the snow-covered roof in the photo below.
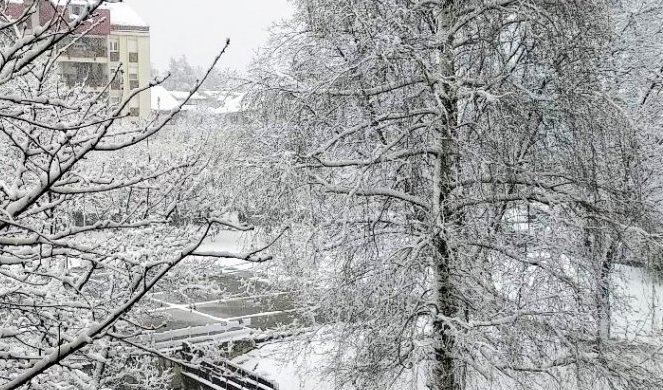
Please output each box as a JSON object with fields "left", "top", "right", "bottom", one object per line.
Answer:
{"left": 163, "top": 90, "right": 247, "bottom": 113}
{"left": 201, "top": 90, "right": 225, "bottom": 98}
{"left": 213, "top": 93, "right": 245, "bottom": 114}
{"left": 170, "top": 91, "right": 207, "bottom": 101}
{"left": 102, "top": 2, "right": 147, "bottom": 28}
{"left": 151, "top": 86, "right": 180, "bottom": 111}
{"left": 48, "top": 0, "right": 90, "bottom": 5}
{"left": 48, "top": 0, "right": 108, "bottom": 7}
{"left": 46, "top": 0, "right": 148, "bottom": 28}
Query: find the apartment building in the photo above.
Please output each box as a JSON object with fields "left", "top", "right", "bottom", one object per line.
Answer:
{"left": 7, "top": 0, "right": 152, "bottom": 118}
{"left": 105, "top": 2, "right": 151, "bottom": 118}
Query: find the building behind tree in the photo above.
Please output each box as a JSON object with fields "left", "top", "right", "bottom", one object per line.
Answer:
{"left": 7, "top": 0, "right": 152, "bottom": 118}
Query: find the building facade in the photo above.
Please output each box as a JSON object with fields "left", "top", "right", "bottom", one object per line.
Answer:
{"left": 106, "top": 2, "right": 151, "bottom": 118}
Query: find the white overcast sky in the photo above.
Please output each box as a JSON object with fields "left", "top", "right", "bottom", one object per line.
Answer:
{"left": 123, "top": 0, "right": 294, "bottom": 72}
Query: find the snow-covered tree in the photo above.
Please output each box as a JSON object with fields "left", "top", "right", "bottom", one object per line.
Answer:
{"left": 162, "top": 54, "right": 238, "bottom": 91}
{"left": 162, "top": 55, "right": 200, "bottom": 90}
{"left": 0, "top": 2, "right": 271, "bottom": 389}
{"left": 249, "top": 0, "right": 663, "bottom": 389}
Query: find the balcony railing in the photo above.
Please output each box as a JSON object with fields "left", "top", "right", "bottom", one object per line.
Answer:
{"left": 60, "top": 62, "right": 109, "bottom": 88}
{"left": 61, "top": 74, "right": 108, "bottom": 88}
{"left": 59, "top": 37, "right": 108, "bottom": 60}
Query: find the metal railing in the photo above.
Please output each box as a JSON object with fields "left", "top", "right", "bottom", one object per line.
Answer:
{"left": 142, "top": 321, "right": 252, "bottom": 350}
{"left": 180, "top": 358, "right": 279, "bottom": 390}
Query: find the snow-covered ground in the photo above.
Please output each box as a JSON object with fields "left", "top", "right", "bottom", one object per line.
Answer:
{"left": 234, "top": 339, "right": 338, "bottom": 390}
{"left": 154, "top": 230, "right": 663, "bottom": 389}
{"left": 614, "top": 264, "right": 663, "bottom": 337}
{"left": 195, "top": 229, "right": 260, "bottom": 270}
{"left": 229, "top": 264, "right": 663, "bottom": 390}
{"left": 233, "top": 335, "right": 427, "bottom": 390}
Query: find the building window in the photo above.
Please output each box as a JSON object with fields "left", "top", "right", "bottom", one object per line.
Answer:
{"left": 128, "top": 67, "right": 138, "bottom": 89}
{"left": 129, "top": 107, "right": 140, "bottom": 117}
{"left": 128, "top": 52, "right": 138, "bottom": 63}
{"left": 109, "top": 40, "right": 119, "bottom": 62}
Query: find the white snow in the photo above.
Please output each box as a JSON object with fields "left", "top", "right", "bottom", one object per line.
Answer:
{"left": 44, "top": 1, "right": 148, "bottom": 27}
{"left": 226, "top": 265, "right": 663, "bottom": 390}
{"left": 49, "top": 0, "right": 91, "bottom": 5}
{"left": 233, "top": 339, "right": 337, "bottom": 390}
{"left": 614, "top": 264, "right": 663, "bottom": 337}
{"left": 194, "top": 229, "right": 257, "bottom": 270}
{"left": 167, "top": 90, "right": 246, "bottom": 114}
{"left": 151, "top": 86, "right": 180, "bottom": 111}
{"left": 212, "top": 93, "right": 245, "bottom": 114}
{"left": 233, "top": 335, "right": 427, "bottom": 390}
{"left": 169, "top": 90, "right": 208, "bottom": 102}
{"left": 102, "top": 2, "right": 148, "bottom": 27}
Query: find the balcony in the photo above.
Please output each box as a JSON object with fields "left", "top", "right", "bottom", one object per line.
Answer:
{"left": 59, "top": 62, "right": 109, "bottom": 89}
{"left": 110, "top": 51, "right": 120, "bottom": 62}
{"left": 59, "top": 36, "right": 108, "bottom": 61}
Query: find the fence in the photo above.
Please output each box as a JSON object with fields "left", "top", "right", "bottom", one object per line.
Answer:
{"left": 177, "top": 358, "right": 278, "bottom": 390}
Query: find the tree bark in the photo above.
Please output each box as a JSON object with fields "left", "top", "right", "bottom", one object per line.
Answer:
{"left": 431, "top": 2, "right": 460, "bottom": 388}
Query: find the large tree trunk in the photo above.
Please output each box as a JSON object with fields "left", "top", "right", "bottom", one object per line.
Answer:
{"left": 595, "top": 234, "right": 616, "bottom": 348}
{"left": 431, "top": 3, "right": 460, "bottom": 388}
{"left": 433, "top": 237, "right": 459, "bottom": 390}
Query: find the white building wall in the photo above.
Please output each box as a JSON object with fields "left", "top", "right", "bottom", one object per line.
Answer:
{"left": 109, "top": 29, "right": 151, "bottom": 118}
